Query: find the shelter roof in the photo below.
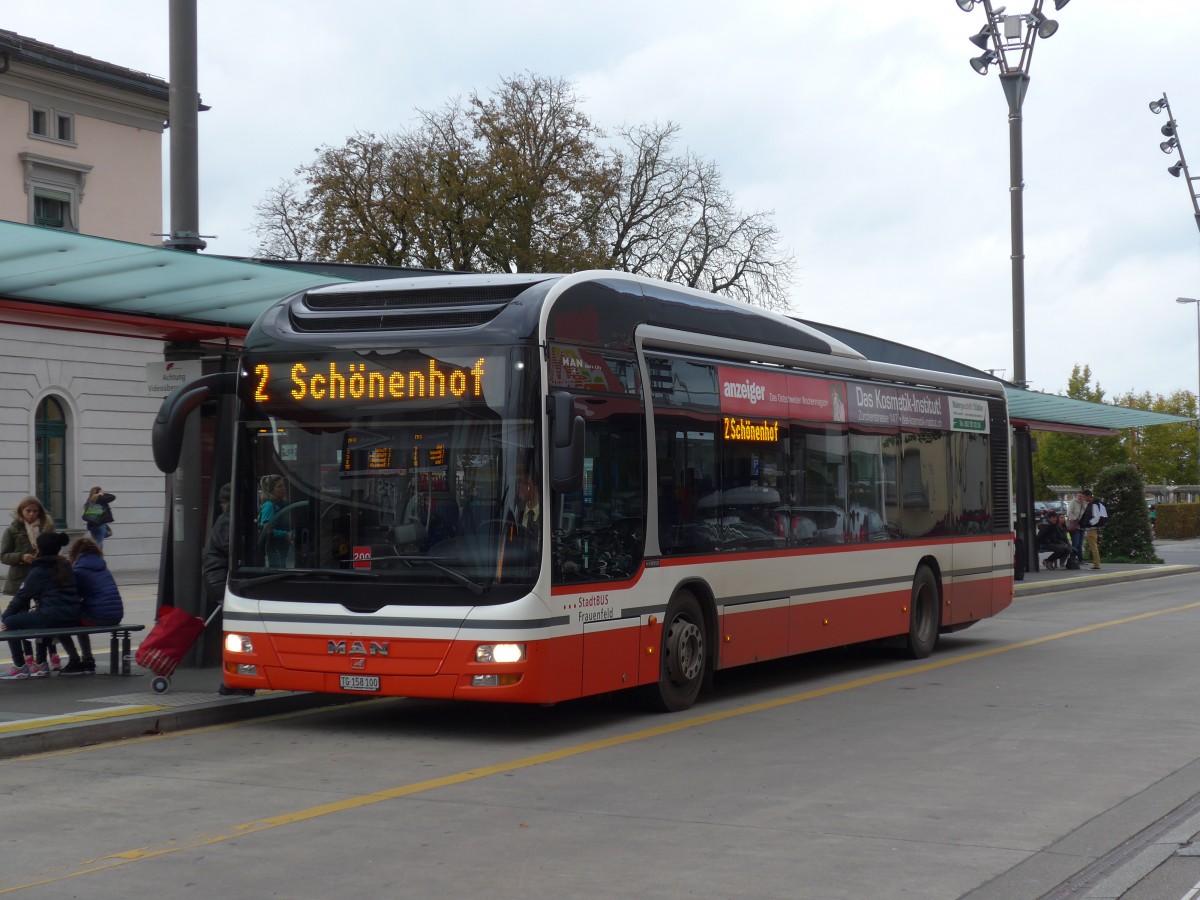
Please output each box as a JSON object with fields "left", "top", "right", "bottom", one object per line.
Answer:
{"left": 0, "top": 221, "right": 1190, "bottom": 436}
{"left": 801, "top": 319, "right": 1191, "bottom": 435}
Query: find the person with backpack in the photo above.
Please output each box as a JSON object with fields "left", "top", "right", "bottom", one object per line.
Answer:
{"left": 82, "top": 486, "right": 116, "bottom": 549}
{"left": 1081, "top": 489, "right": 1108, "bottom": 570}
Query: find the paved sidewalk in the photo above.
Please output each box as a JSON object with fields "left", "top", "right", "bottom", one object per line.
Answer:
{"left": 0, "top": 581, "right": 355, "bottom": 759}
{"left": 1015, "top": 559, "right": 1200, "bottom": 597}
{"left": 1, "top": 559, "right": 1197, "bottom": 759}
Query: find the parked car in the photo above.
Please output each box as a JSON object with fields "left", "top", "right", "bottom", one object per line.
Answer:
{"left": 1034, "top": 500, "right": 1066, "bottom": 523}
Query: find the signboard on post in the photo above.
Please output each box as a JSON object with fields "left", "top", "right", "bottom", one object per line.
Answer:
{"left": 146, "top": 360, "right": 203, "bottom": 397}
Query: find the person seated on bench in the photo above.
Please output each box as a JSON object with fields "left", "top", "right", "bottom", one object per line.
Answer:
{"left": 55, "top": 536, "right": 124, "bottom": 676}
{"left": 0, "top": 532, "right": 82, "bottom": 679}
{"left": 1036, "top": 510, "right": 1074, "bottom": 570}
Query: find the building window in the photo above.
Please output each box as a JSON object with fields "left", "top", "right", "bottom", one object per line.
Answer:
{"left": 35, "top": 396, "right": 68, "bottom": 528}
{"left": 34, "top": 188, "right": 72, "bottom": 229}
{"left": 20, "top": 153, "right": 91, "bottom": 233}
{"left": 29, "top": 104, "right": 76, "bottom": 146}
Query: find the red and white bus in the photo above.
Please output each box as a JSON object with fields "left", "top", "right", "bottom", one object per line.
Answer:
{"left": 155, "top": 271, "right": 1013, "bottom": 711}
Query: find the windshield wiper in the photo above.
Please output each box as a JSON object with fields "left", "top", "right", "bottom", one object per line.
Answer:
{"left": 234, "top": 568, "right": 381, "bottom": 589}
{"left": 427, "top": 560, "right": 490, "bottom": 596}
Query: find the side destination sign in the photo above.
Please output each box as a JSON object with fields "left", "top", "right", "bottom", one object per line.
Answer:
{"left": 715, "top": 365, "right": 988, "bottom": 434}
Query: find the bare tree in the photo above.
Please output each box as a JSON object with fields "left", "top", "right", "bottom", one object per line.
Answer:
{"left": 605, "top": 122, "right": 795, "bottom": 310}
{"left": 252, "top": 178, "right": 315, "bottom": 261}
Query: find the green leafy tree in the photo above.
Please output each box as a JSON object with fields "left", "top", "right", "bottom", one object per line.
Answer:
{"left": 1093, "top": 463, "right": 1160, "bottom": 563}
{"left": 1032, "top": 365, "right": 1128, "bottom": 495}
{"left": 1115, "top": 388, "right": 1198, "bottom": 485}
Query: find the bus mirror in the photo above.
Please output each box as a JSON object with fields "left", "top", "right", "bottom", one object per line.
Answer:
{"left": 549, "top": 391, "right": 585, "bottom": 493}
{"left": 151, "top": 372, "right": 237, "bottom": 473}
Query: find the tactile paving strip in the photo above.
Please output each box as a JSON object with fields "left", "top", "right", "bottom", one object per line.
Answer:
{"left": 80, "top": 692, "right": 220, "bottom": 708}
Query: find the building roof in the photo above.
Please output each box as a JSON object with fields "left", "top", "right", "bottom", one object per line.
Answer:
{"left": 0, "top": 29, "right": 169, "bottom": 100}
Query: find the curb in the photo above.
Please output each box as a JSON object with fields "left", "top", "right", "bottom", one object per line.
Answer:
{"left": 0, "top": 691, "right": 362, "bottom": 760}
{"left": 1015, "top": 564, "right": 1200, "bottom": 598}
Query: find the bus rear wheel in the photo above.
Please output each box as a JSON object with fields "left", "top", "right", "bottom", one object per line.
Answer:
{"left": 906, "top": 566, "right": 940, "bottom": 659}
{"left": 648, "top": 591, "right": 707, "bottom": 712}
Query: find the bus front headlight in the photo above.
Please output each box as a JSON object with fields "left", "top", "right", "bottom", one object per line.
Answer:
{"left": 225, "top": 633, "right": 254, "bottom": 654}
{"left": 475, "top": 643, "right": 525, "bottom": 664}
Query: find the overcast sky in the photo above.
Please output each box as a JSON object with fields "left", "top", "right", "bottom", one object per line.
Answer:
{"left": 7, "top": 1, "right": 1200, "bottom": 401}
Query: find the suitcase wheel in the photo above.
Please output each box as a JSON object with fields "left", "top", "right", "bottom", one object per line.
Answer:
{"left": 151, "top": 676, "right": 170, "bottom": 694}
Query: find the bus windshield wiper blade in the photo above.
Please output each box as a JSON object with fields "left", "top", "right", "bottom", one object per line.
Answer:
{"left": 234, "top": 568, "right": 380, "bottom": 589}
{"left": 427, "top": 560, "right": 490, "bottom": 596}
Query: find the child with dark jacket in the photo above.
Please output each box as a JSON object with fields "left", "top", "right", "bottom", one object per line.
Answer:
{"left": 0, "top": 532, "right": 82, "bottom": 678}
{"left": 57, "top": 536, "right": 124, "bottom": 675}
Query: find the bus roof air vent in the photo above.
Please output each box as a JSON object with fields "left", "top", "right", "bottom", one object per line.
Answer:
{"left": 288, "top": 282, "right": 544, "bottom": 333}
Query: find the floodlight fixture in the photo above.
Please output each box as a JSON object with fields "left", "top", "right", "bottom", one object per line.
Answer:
{"left": 1053, "top": 0, "right": 1069, "bottom": 9}
{"left": 956, "top": 0, "right": 974, "bottom": 10}
{"left": 969, "top": 25, "right": 993, "bottom": 49}
{"left": 1029, "top": 11, "right": 1059, "bottom": 39}
{"left": 1150, "top": 97, "right": 1168, "bottom": 115}
{"left": 1162, "top": 121, "right": 1177, "bottom": 138}
{"left": 1162, "top": 138, "right": 1179, "bottom": 154}
{"left": 970, "top": 50, "right": 997, "bottom": 76}
{"left": 1168, "top": 161, "right": 1185, "bottom": 178}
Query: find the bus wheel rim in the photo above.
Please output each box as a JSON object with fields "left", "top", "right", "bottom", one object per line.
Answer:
{"left": 667, "top": 619, "right": 703, "bottom": 683}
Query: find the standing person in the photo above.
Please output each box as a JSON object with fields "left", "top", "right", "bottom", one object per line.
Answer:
{"left": 202, "top": 483, "right": 232, "bottom": 610}
{"left": 1066, "top": 489, "right": 1088, "bottom": 566}
{"left": 2, "top": 496, "right": 53, "bottom": 596}
{"left": 1081, "top": 489, "right": 1106, "bottom": 570}
{"left": 258, "top": 475, "right": 290, "bottom": 567}
{"left": 1, "top": 495, "right": 60, "bottom": 669}
{"left": 58, "top": 536, "right": 124, "bottom": 675}
{"left": 1036, "top": 510, "right": 1073, "bottom": 569}
{"left": 203, "top": 484, "right": 254, "bottom": 696}
{"left": 81, "top": 486, "right": 116, "bottom": 549}
{"left": 0, "top": 532, "right": 82, "bottom": 679}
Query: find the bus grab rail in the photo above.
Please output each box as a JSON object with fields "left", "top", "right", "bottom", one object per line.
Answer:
{"left": 152, "top": 371, "right": 237, "bottom": 474}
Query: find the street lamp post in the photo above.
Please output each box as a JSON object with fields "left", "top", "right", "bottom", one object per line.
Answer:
{"left": 1149, "top": 94, "right": 1200, "bottom": 237}
{"left": 1152, "top": 98, "right": 1200, "bottom": 485}
{"left": 958, "top": 0, "right": 1068, "bottom": 574}
{"left": 1177, "top": 297, "right": 1200, "bottom": 482}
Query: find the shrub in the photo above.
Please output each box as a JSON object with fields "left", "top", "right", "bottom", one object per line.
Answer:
{"left": 1156, "top": 503, "right": 1200, "bottom": 540}
{"left": 1093, "top": 464, "right": 1161, "bottom": 563}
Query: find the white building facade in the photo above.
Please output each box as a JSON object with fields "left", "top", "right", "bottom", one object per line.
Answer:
{"left": 0, "top": 30, "right": 170, "bottom": 579}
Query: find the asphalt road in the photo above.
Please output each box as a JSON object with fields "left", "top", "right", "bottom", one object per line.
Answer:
{"left": 5, "top": 571, "right": 1200, "bottom": 899}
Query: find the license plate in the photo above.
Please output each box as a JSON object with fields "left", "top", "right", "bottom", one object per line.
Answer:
{"left": 339, "top": 675, "right": 380, "bottom": 692}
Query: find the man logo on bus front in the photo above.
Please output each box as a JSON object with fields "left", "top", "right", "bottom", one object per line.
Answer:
{"left": 327, "top": 640, "right": 389, "bottom": 656}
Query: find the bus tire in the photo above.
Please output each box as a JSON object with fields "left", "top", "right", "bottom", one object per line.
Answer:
{"left": 906, "top": 566, "right": 939, "bottom": 659}
{"left": 648, "top": 590, "right": 707, "bottom": 712}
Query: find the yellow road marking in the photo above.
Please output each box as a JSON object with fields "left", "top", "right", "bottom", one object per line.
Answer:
{"left": 4, "top": 599, "right": 1200, "bottom": 893}
{"left": 0, "top": 705, "right": 166, "bottom": 735}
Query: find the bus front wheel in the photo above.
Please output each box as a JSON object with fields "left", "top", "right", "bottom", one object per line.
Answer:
{"left": 906, "top": 566, "right": 940, "bottom": 659}
{"left": 648, "top": 590, "right": 707, "bottom": 712}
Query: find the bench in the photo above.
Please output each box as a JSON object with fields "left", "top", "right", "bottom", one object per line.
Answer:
{"left": 0, "top": 624, "right": 145, "bottom": 675}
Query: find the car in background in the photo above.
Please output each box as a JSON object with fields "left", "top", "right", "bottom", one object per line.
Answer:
{"left": 1034, "top": 500, "right": 1066, "bottom": 523}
